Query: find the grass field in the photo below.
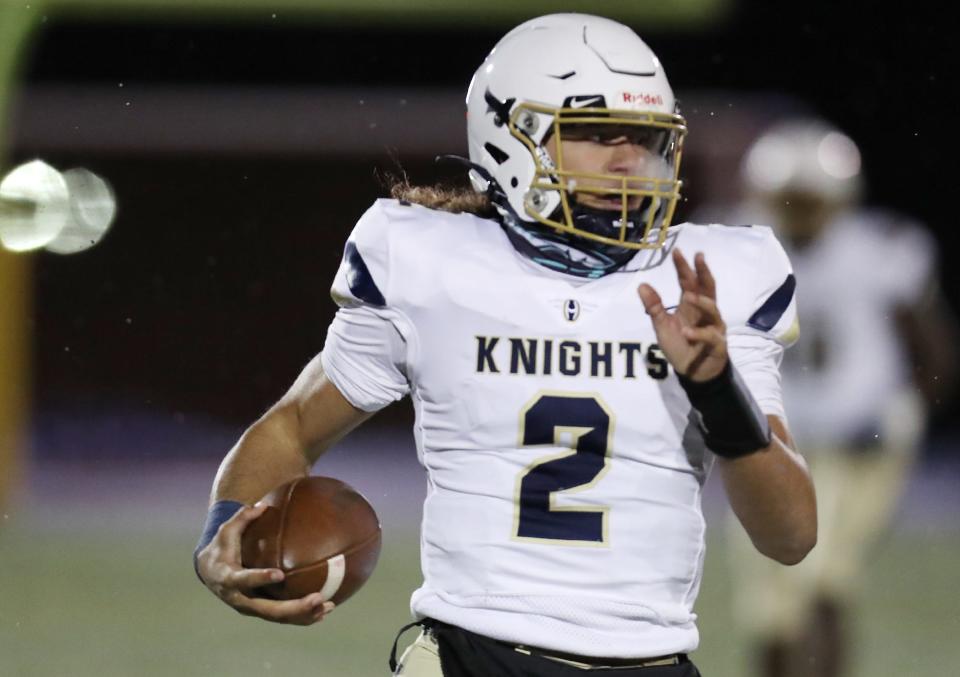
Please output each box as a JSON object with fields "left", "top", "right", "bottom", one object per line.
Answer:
{"left": 2, "top": 521, "right": 959, "bottom": 677}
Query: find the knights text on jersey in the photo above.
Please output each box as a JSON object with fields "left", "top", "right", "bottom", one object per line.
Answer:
{"left": 320, "top": 199, "right": 796, "bottom": 657}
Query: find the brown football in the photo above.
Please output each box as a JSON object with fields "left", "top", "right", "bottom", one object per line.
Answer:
{"left": 240, "top": 476, "right": 382, "bottom": 605}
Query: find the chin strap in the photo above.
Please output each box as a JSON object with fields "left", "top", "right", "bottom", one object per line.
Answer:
{"left": 435, "top": 154, "right": 502, "bottom": 197}
{"left": 434, "top": 153, "right": 483, "bottom": 172}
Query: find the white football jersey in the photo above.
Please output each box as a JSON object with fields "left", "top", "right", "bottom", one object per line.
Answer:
{"left": 320, "top": 199, "right": 797, "bottom": 657}
{"left": 773, "top": 209, "right": 935, "bottom": 450}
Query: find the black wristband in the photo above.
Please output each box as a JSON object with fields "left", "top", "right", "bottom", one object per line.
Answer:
{"left": 677, "top": 360, "right": 771, "bottom": 458}
{"left": 193, "top": 500, "right": 245, "bottom": 581}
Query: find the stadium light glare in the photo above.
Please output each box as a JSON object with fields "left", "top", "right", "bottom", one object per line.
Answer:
{"left": 0, "top": 159, "right": 71, "bottom": 253}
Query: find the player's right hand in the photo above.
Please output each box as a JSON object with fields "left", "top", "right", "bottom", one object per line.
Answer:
{"left": 638, "top": 248, "right": 729, "bottom": 382}
{"left": 195, "top": 503, "right": 336, "bottom": 625}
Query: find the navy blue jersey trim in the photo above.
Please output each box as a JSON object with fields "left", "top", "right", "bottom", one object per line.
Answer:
{"left": 747, "top": 274, "right": 796, "bottom": 332}
{"left": 344, "top": 241, "right": 386, "bottom": 307}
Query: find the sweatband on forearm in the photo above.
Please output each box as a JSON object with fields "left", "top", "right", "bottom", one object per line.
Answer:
{"left": 193, "top": 500, "right": 245, "bottom": 580}
{"left": 677, "top": 360, "right": 771, "bottom": 458}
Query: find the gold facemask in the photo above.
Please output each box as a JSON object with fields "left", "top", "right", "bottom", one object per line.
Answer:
{"left": 509, "top": 103, "right": 687, "bottom": 250}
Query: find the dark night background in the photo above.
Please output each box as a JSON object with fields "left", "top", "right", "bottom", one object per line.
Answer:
{"left": 13, "top": 1, "right": 959, "bottom": 451}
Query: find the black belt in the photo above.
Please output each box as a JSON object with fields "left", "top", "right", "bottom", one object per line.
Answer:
{"left": 390, "top": 618, "right": 687, "bottom": 672}
{"left": 510, "top": 643, "right": 684, "bottom": 670}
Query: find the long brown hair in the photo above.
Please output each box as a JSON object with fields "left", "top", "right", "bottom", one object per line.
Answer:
{"left": 385, "top": 172, "right": 498, "bottom": 218}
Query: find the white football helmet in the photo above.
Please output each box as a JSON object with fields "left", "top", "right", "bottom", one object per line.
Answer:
{"left": 742, "top": 118, "right": 863, "bottom": 203}
{"left": 466, "top": 14, "right": 687, "bottom": 251}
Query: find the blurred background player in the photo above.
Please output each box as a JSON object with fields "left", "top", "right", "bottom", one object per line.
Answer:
{"left": 724, "top": 118, "right": 958, "bottom": 677}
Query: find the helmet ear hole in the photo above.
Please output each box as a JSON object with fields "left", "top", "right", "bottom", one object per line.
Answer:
{"left": 484, "top": 143, "right": 510, "bottom": 165}
{"left": 510, "top": 177, "right": 518, "bottom": 188}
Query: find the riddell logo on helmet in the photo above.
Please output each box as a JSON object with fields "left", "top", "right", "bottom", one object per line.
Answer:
{"left": 620, "top": 92, "right": 664, "bottom": 107}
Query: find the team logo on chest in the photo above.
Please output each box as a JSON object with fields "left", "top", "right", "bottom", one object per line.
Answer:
{"left": 563, "top": 299, "right": 581, "bottom": 322}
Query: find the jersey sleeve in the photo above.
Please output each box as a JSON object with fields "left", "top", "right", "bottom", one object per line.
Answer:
{"left": 727, "top": 226, "right": 797, "bottom": 419}
{"left": 728, "top": 333, "right": 787, "bottom": 419}
{"left": 320, "top": 200, "right": 414, "bottom": 412}
{"left": 733, "top": 226, "right": 800, "bottom": 348}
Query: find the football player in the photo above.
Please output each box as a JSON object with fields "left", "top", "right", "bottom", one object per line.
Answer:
{"left": 195, "top": 14, "right": 817, "bottom": 676}
{"left": 725, "top": 118, "right": 957, "bottom": 677}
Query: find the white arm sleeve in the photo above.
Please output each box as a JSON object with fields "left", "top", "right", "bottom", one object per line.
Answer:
{"left": 320, "top": 305, "right": 411, "bottom": 413}
{"left": 728, "top": 332, "right": 787, "bottom": 421}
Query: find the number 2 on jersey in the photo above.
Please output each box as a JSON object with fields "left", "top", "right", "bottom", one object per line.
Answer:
{"left": 514, "top": 393, "right": 613, "bottom": 545}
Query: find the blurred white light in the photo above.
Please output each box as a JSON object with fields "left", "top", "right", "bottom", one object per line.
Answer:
{"left": 0, "top": 159, "right": 70, "bottom": 252}
{"left": 743, "top": 119, "right": 863, "bottom": 202}
{"left": 45, "top": 168, "right": 117, "bottom": 254}
{"left": 818, "top": 132, "right": 861, "bottom": 180}
{"left": 745, "top": 136, "right": 795, "bottom": 192}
